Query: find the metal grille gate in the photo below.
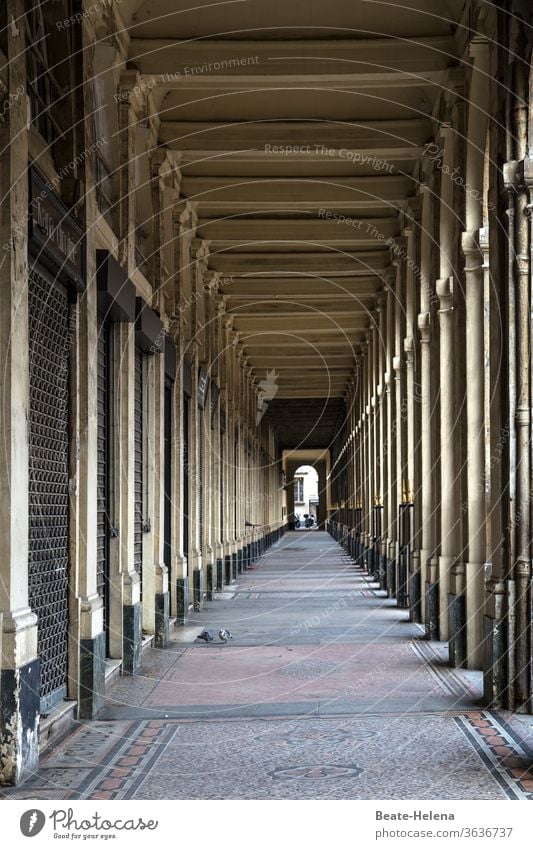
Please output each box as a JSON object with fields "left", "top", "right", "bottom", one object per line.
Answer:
{"left": 134, "top": 348, "right": 143, "bottom": 586}
{"left": 97, "top": 319, "right": 110, "bottom": 646}
{"left": 163, "top": 381, "right": 172, "bottom": 572}
{"left": 183, "top": 396, "right": 190, "bottom": 558}
{"left": 28, "top": 270, "right": 70, "bottom": 711}
{"left": 198, "top": 413, "right": 204, "bottom": 551}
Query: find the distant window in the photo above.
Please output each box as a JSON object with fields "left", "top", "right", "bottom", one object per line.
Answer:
{"left": 294, "top": 477, "right": 304, "bottom": 502}
{"left": 25, "top": 0, "right": 63, "bottom": 149}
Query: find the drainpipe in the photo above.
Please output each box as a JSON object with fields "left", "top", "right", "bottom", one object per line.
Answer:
{"left": 510, "top": 50, "right": 531, "bottom": 712}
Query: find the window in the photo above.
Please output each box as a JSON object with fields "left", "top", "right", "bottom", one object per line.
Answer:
{"left": 294, "top": 477, "right": 304, "bottom": 503}
{"left": 25, "top": 1, "right": 64, "bottom": 149}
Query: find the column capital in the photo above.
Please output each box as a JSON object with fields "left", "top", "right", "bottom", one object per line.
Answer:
{"left": 403, "top": 335, "right": 414, "bottom": 362}
{"left": 437, "top": 120, "right": 453, "bottom": 141}
{"left": 503, "top": 159, "right": 525, "bottom": 192}
{"left": 389, "top": 236, "right": 408, "bottom": 266}
{"left": 179, "top": 201, "right": 198, "bottom": 233}
{"left": 405, "top": 196, "right": 421, "bottom": 222}
{"left": 383, "top": 265, "right": 396, "bottom": 289}
{"left": 468, "top": 36, "right": 490, "bottom": 62}
{"left": 417, "top": 311, "right": 431, "bottom": 343}
{"left": 375, "top": 292, "right": 386, "bottom": 312}
{"left": 461, "top": 229, "right": 484, "bottom": 270}
{"left": 436, "top": 276, "right": 454, "bottom": 308}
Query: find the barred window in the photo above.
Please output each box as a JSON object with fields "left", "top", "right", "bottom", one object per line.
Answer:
{"left": 25, "top": 0, "right": 64, "bottom": 148}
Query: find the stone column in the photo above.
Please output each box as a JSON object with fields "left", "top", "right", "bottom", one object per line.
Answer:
{"left": 69, "top": 269, "right": 105, "bottom": 717}
{"left": 503, "top": 52, "right": 532, "bottom": 708}
{"left": 393, "top": 244, "right": 408, "bottom": 606}
{"left": 436, "top": 119, "right": 462, "bottom": 645}
{"left": 403, "top": 209, "right": 421, "bottom": 621}
{"left": 417, "top": 180, "right": 437, "bottom": 628}
{"left": 171, "top": 207, "right": 192, "bottom": 624}
{"left": 0, "top": 2, "right": 39, "bottom": 782}
{"left": 144, "top": 350, "right": 169, "bottom": 646}
{"left": 365, "top": 331, "right": 374, "bottom": 566}
{"left": 462, "top": 39, "right": 490, "bottom": 669}
{"left": 376, "top": 296, "right": 387, "bottom": 585}
{"left": 110, "top": 325, "right": 141, "bottom": 672}
{"left": 384, "top": 269, "right": 397, "bottom": 594}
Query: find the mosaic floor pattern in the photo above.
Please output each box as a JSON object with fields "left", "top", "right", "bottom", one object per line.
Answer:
{"left": 2, "top": 533, "right": 533, "bottom": 800}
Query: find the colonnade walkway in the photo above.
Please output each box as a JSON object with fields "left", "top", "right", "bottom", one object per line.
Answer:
{"left": 3, "top": 533, "right": 533, "bottom": 801}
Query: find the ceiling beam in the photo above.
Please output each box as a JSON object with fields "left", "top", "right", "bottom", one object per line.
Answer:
{"left": 228, "top": 301, "right": 371, "bottom": 316}
{"left": 207, "top": 249, "right": 391, "bottom": 273}
{"left": 129, "top": 36, "right": 457, "bottom": 78}
{"left": 159, "top": 118, "right": 432, "bottom": 150}
{"left": 181, "top": 174, "right": 414, "bottom": 204}
{"left": 178, "top": 148, "right": 425, "bottom": 166}
{"left": 196, "top": 217, "right": 399, "bottom": 246}
{"left": 222, "top": 278, "right": 380, "bottom": 298}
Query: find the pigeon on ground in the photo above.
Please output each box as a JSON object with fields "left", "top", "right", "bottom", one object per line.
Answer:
{"left": 218, "top": 628, "right": 233, "bottom": 642}
{"left": 197, "top": 629, "right": 214, "bottom": 642}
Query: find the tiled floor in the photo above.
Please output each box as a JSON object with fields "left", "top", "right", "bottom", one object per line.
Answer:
{"left": 3, "top": 532, "right": 533, "bottom": 800}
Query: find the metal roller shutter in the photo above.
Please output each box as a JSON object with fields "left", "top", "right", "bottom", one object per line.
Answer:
{"left": 183, "top": 395, "right": 190, "bottom": 558}
{"left": 198, "top": 413, "right": 204, "bottom": 550}
{"left": 96, "top": 319, "right": 110, "bottom": 645}
{"left": 234, "top": 426, "right": 238, "bottom": 535}
{"left": 134, "top": 347, "right": 143, "bottom": 586}
{"left": 28, "top": 270, "right": 70, "bottom": 711}
{"left": 220, "top": 430, "right": 224, "bottom": 538}
{"left": 163, "top": 381, "right": 172, "bottom": 572}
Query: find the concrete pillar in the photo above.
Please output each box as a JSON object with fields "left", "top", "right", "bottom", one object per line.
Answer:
{"left": 110, "top": 325, "right": 142, "bottom": 672}
{"left": 384, "top": 271, "right": 397, "bottom": 593}
{"left": 436, "top": 120, "right": 462, "bottom": 644}
{"left": 417, "top": 180, "right": 437, "bottom": 628}
{"left": 68, "top": 271, "right": 105, "bottom": 717}
{"left": 147, "top": 351, "right": 169, "bottom": 646}
{"left": 462, "top": 39, "right": 490, "bottom": 669}
{"left": 0, "top": 4, "right": 39, "bottom": 781}
{"left": 393, "top": 245, "right": 408, "bottom": 606}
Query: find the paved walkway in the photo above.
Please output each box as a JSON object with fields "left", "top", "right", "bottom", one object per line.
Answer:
{"left": 3, "top": 532, "right": 533, "bottom": 799}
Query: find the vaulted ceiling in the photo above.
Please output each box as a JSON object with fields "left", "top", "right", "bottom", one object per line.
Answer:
{"left": 120, "top": 0, "right": 463, "bottom": 445}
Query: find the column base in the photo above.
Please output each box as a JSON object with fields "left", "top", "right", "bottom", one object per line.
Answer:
{"left": 483, "top": 614, "right": 506, "bottom": 707}
{"left": 448, "top": 593, "right": 467, "bottom": 668}
{"left": 425, "top": 581, "right": 439, "bottom": 641}
{"left": 216, "top": 558, "right": 224, "bottom": 591}
{"left": 378, "top": 553, "right": 387, "bottom": 589}
{"left": 175, "top": 578, "right": 189, "bottom": 626}
{"left": 155, "top": 591, "right": 169, "bottom": 648}
{"left": 386, "top": 556, "right": 397, "bottom": 599}
{"left": 78, "top": 632, "right": 105, "bottom": 720}
{"left": 409, "top": 570, "right": 422, "bottom": 623}
{"left": 193, "top": 569, "right": 204, "bottom": 611}
{"left": 225, "top": 553, "right": 233, "bottom": 585}
{"left": 206, "top": 564, "right": 214, "bottom": 601}
{"left": 231, "top": 552, "right": 238, "bottom": 581}
{"left": 0, "top": 659, "right": 40, "bottom": 786}
{"left": 123, "top": 603, "right": 142, "bottom": 674}
{"left": 397, "top": 552, "right": 409, "bottom": 609}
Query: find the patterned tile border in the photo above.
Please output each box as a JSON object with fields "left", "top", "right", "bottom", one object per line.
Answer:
{"left": 85, "top": 721, "right": 179, "bottom": 800}
{"left": 409, "top": 640, "right": 478, "bottom": 699}
{"left": 455, "top": 711, "right": 533, "bottom": 801}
